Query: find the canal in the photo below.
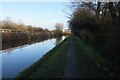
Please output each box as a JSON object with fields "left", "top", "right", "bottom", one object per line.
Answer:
{"left": 0, "top": 36, "right": 66, "bottom": 78}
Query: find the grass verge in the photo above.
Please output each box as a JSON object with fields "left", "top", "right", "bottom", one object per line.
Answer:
{"left": 16, "top": 36, "right": 71, "bottom": 78}
{"left": 75, "top": 36, "right": 116, "bottom": 78}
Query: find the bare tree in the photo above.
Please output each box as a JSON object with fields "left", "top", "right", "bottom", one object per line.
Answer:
{"left": 54, "top": 23, "right": 64, "bottom": 31}
{"left": 54, "top": 23, "right": 64, "bottom": 36}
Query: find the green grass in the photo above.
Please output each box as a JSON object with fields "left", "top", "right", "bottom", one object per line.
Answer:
{"left": 16, "top": 35, "right": 116, "bottom": 78}
{"left": 16, "top": 36, "right": 71, "bottom": 78}
{"left": 74, "top": 36, "right": 115, "bottom": 77}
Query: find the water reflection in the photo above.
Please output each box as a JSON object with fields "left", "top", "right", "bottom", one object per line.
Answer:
{"left": 1, "top": 37, "right": 50, "bottom": 52}
{"left": 55, "top": 36, "right": 66, "bottom": 45}
{"left": 55, "top": 36, "right": 62, "bottom": 45}
{"left": 1, "top": 36, "right": 66, "bottom": 78}
{"left": 1, "top": 36, "right": 67, "bottom": 54}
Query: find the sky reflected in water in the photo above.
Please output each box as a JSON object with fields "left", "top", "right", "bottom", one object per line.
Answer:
{"left": 1, "top": 36, "right": 66, "bottom": 78}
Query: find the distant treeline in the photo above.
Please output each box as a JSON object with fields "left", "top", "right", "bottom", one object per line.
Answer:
{"left": 69, "top": 1, "right": 120, "bottom": 72}
{"left": 0, "top": 19, "right": 71, "bottom": 42}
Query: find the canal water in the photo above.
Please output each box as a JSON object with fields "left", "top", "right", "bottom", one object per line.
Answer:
{"left": 0, "top": 36, "right": 66, "bottom": 78}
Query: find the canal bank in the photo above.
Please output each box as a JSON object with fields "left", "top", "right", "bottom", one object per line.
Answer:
{"left": 16, "top": 37, "right": 71, "bottom": 78}
{"left": 16, "top": 35, "right": 117, "bottom": 78}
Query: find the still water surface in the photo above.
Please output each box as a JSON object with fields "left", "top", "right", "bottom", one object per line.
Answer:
{"left": 0, "top": 36, "right": 66, "bottom": 78}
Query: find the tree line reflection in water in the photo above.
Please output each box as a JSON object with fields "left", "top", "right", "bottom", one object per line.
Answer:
{"left": 1, "top": 36, "right": 67, "bottom": 54}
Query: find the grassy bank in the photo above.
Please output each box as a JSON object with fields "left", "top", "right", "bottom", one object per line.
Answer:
{"left": 16, "top": 37, "right": 71, "bottom": 78}
{"left": 74, "top": 36, "right": 117, "bottom": 78}
{"left": 16, "top": 35, "right": 118, "bottom": 79}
